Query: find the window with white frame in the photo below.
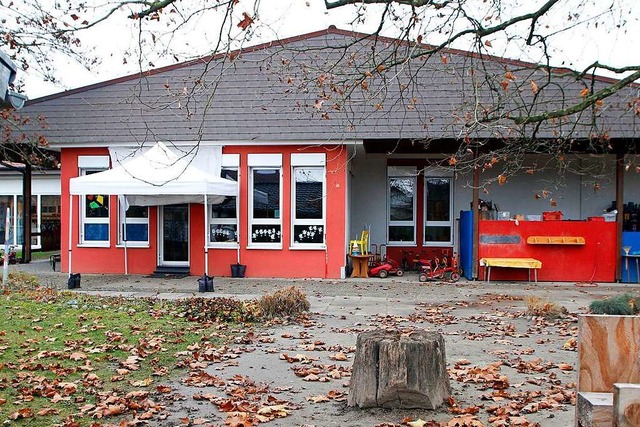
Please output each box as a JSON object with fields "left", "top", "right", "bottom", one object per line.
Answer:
{"left": 79, "top": 155, "right": 110, "bottom": 245}
{"left": 248, "top": 154, "right": 282, "bottom": 247}
{"left": 210, "top": 154, "right": 239, "bottom": 245}
{"left": 118, "top": 200, "right": 149, "bottom": 246}
{"left": 387, "top": 166, "right": 417, "bottom": 244}
{"left": 424, "top": 176, "right": 453, "bottom": 244}
{"left": 291, "top": 153, "right": 326, "bottom": 247}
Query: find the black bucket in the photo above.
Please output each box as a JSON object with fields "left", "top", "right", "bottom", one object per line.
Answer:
{"left": 198, "top": 275, "right": 214, "bottom": 292}
{"left": 67, "top": 273, "right": 81, "bottom": 289}
{"left": 230, "top": 263, "right": 246, "bottom": 278}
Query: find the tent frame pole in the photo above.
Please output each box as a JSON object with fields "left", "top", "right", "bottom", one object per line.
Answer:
{"left": 236, "top": 181, "right": 241, "bottom": 265}
{"left": 123, "top": 198, "right": 128, "bottom": 275}
{"left": 204, "top": 195, "right": 209, "bottom": 276}
{"left": 68, "top": 194, "right": 73, "bottom": 277}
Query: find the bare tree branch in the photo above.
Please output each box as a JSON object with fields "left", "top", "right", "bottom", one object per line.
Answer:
{"left": 513, "top": 69, "right": 640, "bottom": 125}
{"left": 325, "top": 0, "right": 451, "bottom": 9}
{"left": 128, "top": 0, "right": 177, "bottom": 19}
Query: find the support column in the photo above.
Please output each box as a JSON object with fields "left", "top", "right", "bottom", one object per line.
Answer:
{"left": 616, "top": 150, "right": 624, "bottom": 282}
{"left": 22, "top": 163, "right": 32, "bottom": 263}
{"left": 472, "top": 151, "right": 479, "bottom": 281}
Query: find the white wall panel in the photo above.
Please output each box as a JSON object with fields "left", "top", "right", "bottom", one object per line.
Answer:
{"left": 349, "top": 145, "right": 387, "bottom": 248}
{"left": 0, "top": 173, "right": 61, "bottom": 195}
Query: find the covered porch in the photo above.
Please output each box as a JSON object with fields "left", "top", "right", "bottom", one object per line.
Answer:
{"left": 347, "top": 139, "right": 640, "bottom": 283}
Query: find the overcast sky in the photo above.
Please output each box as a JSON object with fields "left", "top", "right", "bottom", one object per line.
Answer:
{"left": 22, "top": 0, "right": 639, "bottom": 99}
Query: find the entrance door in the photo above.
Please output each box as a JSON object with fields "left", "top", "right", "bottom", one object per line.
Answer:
{"left": 160, "top": 204, "right": 189, "bottom": 266}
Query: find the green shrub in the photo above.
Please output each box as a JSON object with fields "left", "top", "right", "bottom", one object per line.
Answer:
{"left": 589, "top": 293, "right": 639, "bottom": 315}
{"left": 258, "top": 286, "right": 310, "bottom": 319}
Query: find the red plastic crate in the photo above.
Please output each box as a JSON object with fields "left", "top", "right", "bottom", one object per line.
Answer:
{"left": 542, "top": 211, "right": 563, "bottom": 221}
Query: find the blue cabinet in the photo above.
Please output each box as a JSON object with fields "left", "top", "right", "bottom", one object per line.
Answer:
{"left": 459, "top": 210, "right": 474, "bottom": 279}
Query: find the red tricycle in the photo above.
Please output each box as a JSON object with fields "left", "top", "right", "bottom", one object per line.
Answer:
{"left": 418, "top": 252, "right": 461, "bottom": 282}
{"left": 369, "top": 254, "right": 404, "bottom": 278}
{"left": 0, "top": 245, "right": 17, "bottom": 266}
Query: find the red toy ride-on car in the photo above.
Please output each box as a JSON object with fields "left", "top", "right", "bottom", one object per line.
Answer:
{"left": 369, "top": 254, "right": 404, "bottom": 278}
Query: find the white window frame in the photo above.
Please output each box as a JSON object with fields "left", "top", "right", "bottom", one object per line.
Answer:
{"left": 209, "top": 154, "right": 240, "bottom": 248}
{"left": 117, "top": 200, "right": 149, "bottom": 247}
{"left": 387, "top": 166, "right": 417, "bottom": 246}
{"left": 31, "top": 195, "right": 41, "bottom": 250}
{"left": 248, "top": 154, "right": 282, "bottom": 249}
{"left": 423, "top": 174, "right": 454, "bottom": 246}
{"left": 0, "top": 195, "right": 17, "bottom": 246}
{"left": 78, "top": 155, "right": 110, "bottom": 247}
{"left": 291, "top": 153, "right": 326, "bottom": 250}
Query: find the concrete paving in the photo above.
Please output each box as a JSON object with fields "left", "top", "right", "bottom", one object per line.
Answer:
{"left": 10, "top": 258, "right": 640, "bottom": 315}
{"left": 7, "top": 258, "right": 640, "bottom": 426}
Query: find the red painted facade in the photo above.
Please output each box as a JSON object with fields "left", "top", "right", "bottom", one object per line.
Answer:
{"left": 60, "top": 145, "right": 348, "bottom": 278}
{"left": 478, "top": 220, "right": 617, "bottom": 282}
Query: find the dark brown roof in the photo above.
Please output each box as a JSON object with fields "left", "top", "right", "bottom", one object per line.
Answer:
{"left": 22, "top": 27, "right": 639, "bottom": 147}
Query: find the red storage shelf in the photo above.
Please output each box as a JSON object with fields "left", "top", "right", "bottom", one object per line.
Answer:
{"left": 478, "top": 220, "right": 616, "bottom": 282}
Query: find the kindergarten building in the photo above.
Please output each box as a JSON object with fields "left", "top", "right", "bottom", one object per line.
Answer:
{"left": 20, "top": 27, "right": 640, "bottom": 281}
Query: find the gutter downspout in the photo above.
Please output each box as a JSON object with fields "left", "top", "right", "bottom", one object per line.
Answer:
{"left": 472, "top": 150, "right": 480, "bottom": 281}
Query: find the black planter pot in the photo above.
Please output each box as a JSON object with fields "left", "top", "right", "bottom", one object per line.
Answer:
{"left": 198, "top": 275, "right": 214, "bottom": 292}
{"left": 230, "top": 264, "right": 246, "bottom": 278}
{"left": 67, "top": 273, "right": 81, "bottom": 289}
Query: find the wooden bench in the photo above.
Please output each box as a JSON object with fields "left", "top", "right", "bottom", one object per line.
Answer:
{"left": 50, "top": 253, "right": 61, "bottom": 271}
{"left": 479, "top": 257, "right": 542, "bottom": 282}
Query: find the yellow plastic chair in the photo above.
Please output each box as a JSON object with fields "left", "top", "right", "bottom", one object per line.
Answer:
{"left": 349, "top": 230, "right": 369, "bottom": 255}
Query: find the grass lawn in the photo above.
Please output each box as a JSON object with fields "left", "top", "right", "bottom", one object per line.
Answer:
{"left": 30, "top": 250, "right": 60, "bottom": 261}
{"left": 0, "top": 271, "right": 259, "bottom": 426}
{"left": 1, "top": 249, "right": 58, "bottom": 262}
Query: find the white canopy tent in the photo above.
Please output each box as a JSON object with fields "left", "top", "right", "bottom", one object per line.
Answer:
{"left": 68, "top": 141, "right": 238, "bottom": 277}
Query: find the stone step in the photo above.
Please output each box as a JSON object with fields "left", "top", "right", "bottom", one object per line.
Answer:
{"left": 150, "top": 266, "right": 190, "bottom": 278}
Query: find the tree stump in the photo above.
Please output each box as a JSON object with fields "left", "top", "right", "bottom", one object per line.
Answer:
{"left": 348, "top": 329, "right": 451, "bottom": 409}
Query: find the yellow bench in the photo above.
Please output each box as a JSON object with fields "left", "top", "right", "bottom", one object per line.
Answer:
{"left": 479, "top": 257, "right": 542, "bottom": 282}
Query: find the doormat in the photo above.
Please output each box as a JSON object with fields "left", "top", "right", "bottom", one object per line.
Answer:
{"left": 147, "top": 273, "right": 189, "bottom": 279}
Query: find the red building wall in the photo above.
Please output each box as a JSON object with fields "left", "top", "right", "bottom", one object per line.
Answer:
{"left": 60, "top": 145, "right": 348, "bottom": 279}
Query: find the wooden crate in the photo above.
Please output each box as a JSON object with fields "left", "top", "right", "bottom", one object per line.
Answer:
{"left": 578, "top": 315, "right": 640, "bottom": 393}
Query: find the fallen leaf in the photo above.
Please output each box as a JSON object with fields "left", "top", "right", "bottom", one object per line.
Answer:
{"left": 69, "top": 351, "right": 87, "bottom": 361}
{"left": 329, "top": 352, "right": 348, "bottom": 361}
{"left": 129, "top": 377, "right": 153, "bottom": 387}
{"left": 37, "top": 407, "right": 60, "bottom": 416}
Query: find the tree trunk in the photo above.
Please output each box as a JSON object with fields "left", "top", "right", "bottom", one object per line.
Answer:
{"left": 348, "top": 329, "right": 451, "bottom": 409}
